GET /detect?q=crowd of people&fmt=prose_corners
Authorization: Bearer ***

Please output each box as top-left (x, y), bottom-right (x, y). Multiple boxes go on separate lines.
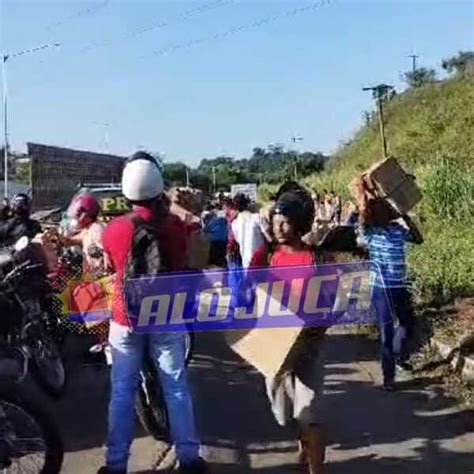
top-left (0, 150), bottom-right (423, 474)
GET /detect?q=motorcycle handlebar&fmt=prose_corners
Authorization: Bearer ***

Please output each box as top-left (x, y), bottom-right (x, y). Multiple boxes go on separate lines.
top-left (2, 261), bottom-right (44, 286)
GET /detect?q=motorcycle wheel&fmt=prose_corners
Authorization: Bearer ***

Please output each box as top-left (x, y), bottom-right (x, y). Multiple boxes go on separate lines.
top-left (0, 391), bottom-right (64, 473)
top-left (135, 332), bottom-right (194, 441)
top-left (136, 368), bottom-right (170, 442)
top-left (30, 336), bottom-right (66, 398)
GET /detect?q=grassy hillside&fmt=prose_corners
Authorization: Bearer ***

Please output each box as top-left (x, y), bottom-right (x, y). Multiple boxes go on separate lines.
top-left (308, 77), bottom-right (474, 193)
top-left (306, 77), bottom-right (474, 306)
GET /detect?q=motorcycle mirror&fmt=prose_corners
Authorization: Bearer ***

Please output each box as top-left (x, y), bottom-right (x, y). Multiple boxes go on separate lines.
top-left (14, 236), bottom-right (30, 252)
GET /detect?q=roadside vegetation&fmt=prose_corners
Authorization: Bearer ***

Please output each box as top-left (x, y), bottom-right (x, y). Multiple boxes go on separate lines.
top-left (305, 52), bottom-right (474, 308)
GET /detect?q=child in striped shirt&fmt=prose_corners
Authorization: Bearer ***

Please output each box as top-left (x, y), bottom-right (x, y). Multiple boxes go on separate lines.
top-left (354, 177), bottom-right (423, 390)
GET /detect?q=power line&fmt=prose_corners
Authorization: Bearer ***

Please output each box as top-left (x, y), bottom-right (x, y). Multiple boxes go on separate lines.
top-left (22, 0), bottom-right (331, 95)
top-left (7, 42), bottom-right (61, 60)
top-left (148, 0), bottom-right (332, 58)
top-left (1, 1), bottom-right (107, 72)
top-left (33, 0), bottom-right (231, 70)
top-left (44, 0), bottom-right (110, 33)
top-left (75, 0), bottom-right (232, 55)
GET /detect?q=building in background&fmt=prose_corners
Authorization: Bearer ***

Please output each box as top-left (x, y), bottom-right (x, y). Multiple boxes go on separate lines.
top-left (27, 143), bottom-right (125, 210)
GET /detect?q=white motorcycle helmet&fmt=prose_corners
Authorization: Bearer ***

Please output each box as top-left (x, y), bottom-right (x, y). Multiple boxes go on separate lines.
top-left (122, 151), bottom-right (164, 201)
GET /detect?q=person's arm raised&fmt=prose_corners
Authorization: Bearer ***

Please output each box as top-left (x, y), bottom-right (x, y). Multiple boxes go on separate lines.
top-left (352, 176), bottom-right (371, 226)
top-left (401, 214), bottom-right (423, 245)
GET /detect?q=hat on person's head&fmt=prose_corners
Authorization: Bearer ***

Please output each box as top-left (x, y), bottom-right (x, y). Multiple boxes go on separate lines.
top-left (271, 190), bottom-right (315, 236)
top-left (122, 151), bottom-right (164, 201)
top-left (11, 193), bottom-right (31, 216)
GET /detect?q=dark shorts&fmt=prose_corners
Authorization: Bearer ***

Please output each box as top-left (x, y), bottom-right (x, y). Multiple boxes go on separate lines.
top-left (209, 241), bottom-right (227, 267)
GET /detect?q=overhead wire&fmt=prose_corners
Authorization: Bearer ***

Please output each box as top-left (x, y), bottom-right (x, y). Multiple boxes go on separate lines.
top-left (74, 0), bottom-right (233, 55)
top-left (44, 0), bottom-right (110, 33)
top-left (32, 0), bottom-right (231, 70)
top-left (7, 42), bottom-right (61, 59)
top-left (147, 0), bottom-right (333, 58)
top-left (19, 0), bottom-right (332, 94)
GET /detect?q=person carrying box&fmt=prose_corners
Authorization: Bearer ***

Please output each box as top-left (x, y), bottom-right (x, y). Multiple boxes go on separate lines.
top-left (353, 176), bottom-right (423, 391)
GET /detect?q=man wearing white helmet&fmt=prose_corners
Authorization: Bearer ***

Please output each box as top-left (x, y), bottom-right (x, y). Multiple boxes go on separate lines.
top-left (100, 151), bottom-right (205, 474)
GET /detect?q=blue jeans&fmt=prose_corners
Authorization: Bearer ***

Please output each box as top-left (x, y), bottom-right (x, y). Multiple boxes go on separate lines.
top-left (372, 286), bottom-right (414, 383)
top-left (227, 257), bottom-right (243, 308)
top-left (106, 322), bottom-right (200, 471)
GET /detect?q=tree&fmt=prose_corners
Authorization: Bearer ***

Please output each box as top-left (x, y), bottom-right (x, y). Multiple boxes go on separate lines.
top-left (403, 67), bottom-right (437, 88)
top-left (172, 145), bottom-right (329, 191)
top-left (267, 144), bottom-right (284, 156)
top-left (163, 162), bottom-right (188, 186)
top-left (189, 170), bottom-right (211, 191)
top-left (15, 161), bottom-right (30, 184)
top-left (442, 51), bottom-right (474, 75)
top-left (251, 147), bottom-right (265, 158)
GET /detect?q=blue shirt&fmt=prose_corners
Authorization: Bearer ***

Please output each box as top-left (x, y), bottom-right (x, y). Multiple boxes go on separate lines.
top-left (204, 216), bottom-right (228, 242)
top-left (362, 223), bottom-right (411, 288)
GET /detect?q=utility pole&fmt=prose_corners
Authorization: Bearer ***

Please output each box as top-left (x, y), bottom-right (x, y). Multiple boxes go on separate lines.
top-left (212, 166), bottom-right (217, 194)
top-left (92, 120), bottom-right (110, 152)
top-left (290, 136), bottom-right (302, 181)
top-left (408, 53), bottom-right (419, 73)
top-left (362, 84), bottom-right (394, 158)
top-left (2, 42), bottom-right (60, 197)
top-left (2, 54), bottom-right (8, 198)
top-left (185, 167), bottom-right (190, 187)
top-left (104, 121), bottom-right (109, 152)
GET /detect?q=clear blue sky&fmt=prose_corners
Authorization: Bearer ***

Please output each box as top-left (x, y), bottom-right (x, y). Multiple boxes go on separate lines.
top-left (1, 0), bottom-right (473, 166)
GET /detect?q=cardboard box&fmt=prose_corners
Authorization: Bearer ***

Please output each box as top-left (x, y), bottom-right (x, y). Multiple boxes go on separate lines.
top-left (225, 326), bottom-right (302, 379)
top-left (363, 157), bottom-right (422, 215)
top-left (225, 250), bottom-right (352, 379)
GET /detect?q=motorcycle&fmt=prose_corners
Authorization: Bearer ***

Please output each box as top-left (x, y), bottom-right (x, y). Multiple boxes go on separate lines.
top-left (94, 331), bottom-right (194, 441)
top-left (136, 332), bottom-right (194, 441)
top-left (0, 344), bottom-right (64, 473)
top-left (0, 237), bottom-right (66, 398)
top-left (51, 232), bottom-right (196, 440)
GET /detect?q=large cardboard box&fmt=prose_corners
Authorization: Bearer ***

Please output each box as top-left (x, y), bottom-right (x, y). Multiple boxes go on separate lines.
top-left (225, 249), bottom-right (354, 379)
top-left (362, 157), bottom-right (422, 215)
top-left (225, 326), bottom-right (302, 379)
top-left (223, 276), bottom-right (303, 379)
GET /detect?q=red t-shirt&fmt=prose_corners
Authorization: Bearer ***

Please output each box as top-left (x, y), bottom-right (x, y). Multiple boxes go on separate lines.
top-left (250, 244), bottom-right (315, 268)
top-left (103, 206), bottom-right (188, 326)
top-left (250, 244), bottom-right (316, 303)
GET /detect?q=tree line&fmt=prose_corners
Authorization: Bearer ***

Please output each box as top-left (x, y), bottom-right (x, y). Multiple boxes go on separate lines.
top-left (403, 50), bottom-right (473, 89)
top-left (162, 145), bottom-right (329, 191)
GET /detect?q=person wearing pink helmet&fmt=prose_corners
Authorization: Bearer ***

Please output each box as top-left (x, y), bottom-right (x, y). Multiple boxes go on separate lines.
top-left (60, 192), bottom-right (105, 276)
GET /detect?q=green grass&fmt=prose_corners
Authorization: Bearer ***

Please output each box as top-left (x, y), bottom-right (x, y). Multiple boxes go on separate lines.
top-left (304, 77), bottom-right (474, 306)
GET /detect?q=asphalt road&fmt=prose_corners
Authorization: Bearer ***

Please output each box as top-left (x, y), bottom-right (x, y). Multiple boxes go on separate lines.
top-left (31, 330), bottom-right (474, 473)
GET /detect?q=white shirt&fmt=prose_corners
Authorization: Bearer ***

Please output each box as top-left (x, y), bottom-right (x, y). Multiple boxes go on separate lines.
top-left (231, 211), bottom-right (264, 268)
